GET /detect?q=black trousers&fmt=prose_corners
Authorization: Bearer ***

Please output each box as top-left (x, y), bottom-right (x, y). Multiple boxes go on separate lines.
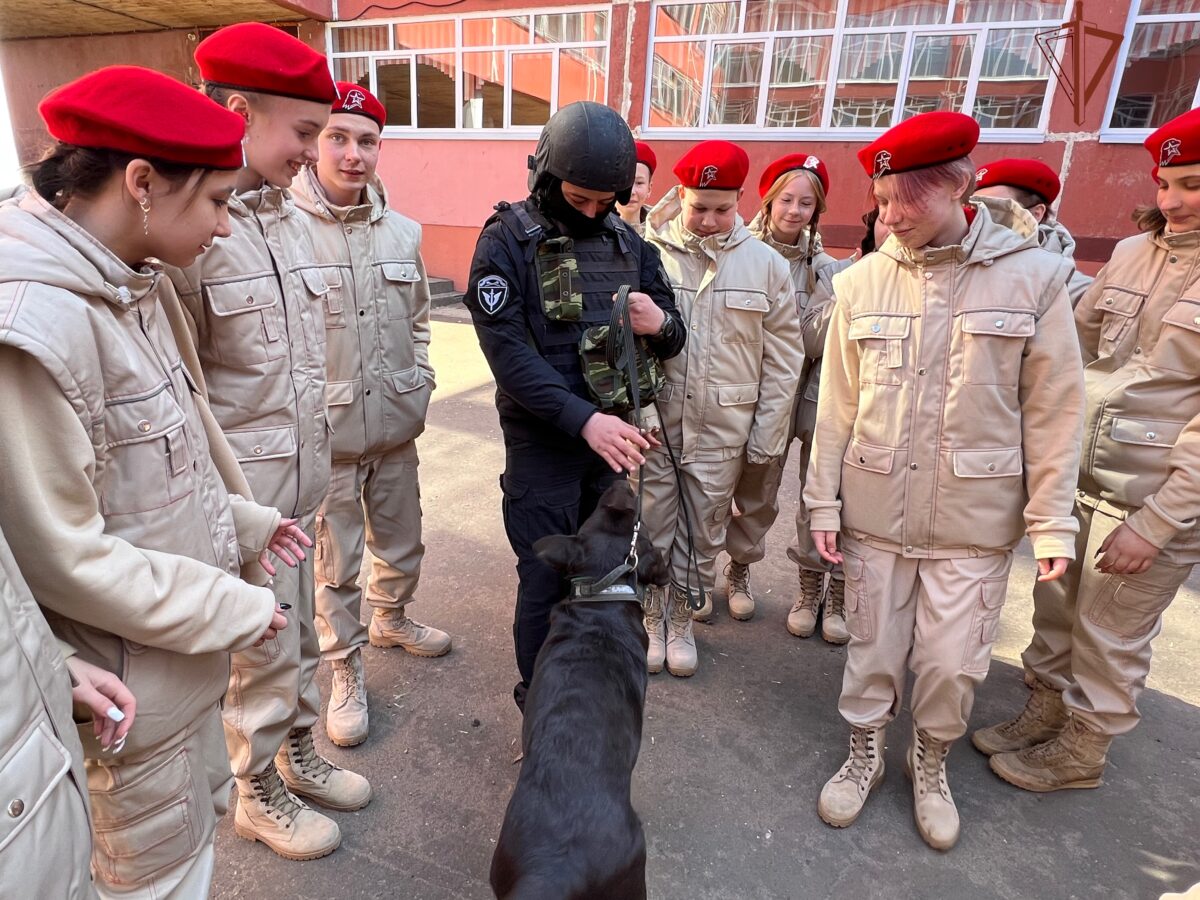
top-left (500, 436), bottom-right (618, 709)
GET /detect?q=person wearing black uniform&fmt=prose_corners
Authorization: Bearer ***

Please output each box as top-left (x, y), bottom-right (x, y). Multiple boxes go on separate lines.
top-left (465, 101), bottom-right (686, 708)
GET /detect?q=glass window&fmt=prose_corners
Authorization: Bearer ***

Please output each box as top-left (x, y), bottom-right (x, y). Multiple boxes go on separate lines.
top-left (512, 52), bottom-right (554, 125)
top-left (334, 57), bottom-right (371, 88)
top-left (832, 32), bottom-right (905, 126)
top-left (709, 42), bottom-right (765, 125)
top-left (953, 0), bottom-right (1066, 22)
top-left (463, 16), bottom-right (532, 47)
top-left (650, 42), bottom-right (706, 126)
top-left (656, 2), bottom-right (740, 36)
top-left (845, 0), bottom-right (945, 27)
top-left (461, 51), bottom-right (504, 128)
top-left (972, 27), bottom-right (1049, 127)
top-left (560, 47), bottom-right (608, 105)
top-left (375, 59), bottom-right (412, 127)
top-left (331, 25), bottom-right (388, 53)
top-left (415, 54), bottom-right (457, 128)
top-left (535, 10), bottom-right (609, 43)
top-left (744, 0), bottom-right (836, 31)
top-left (766, 35), bottom-right (832, 127)
top-left (394, 19), bottom-right (454, 50)
top-left (902, 33), bottom-right (974, 117)
top-left (1108, 21), bottom-right (1200, 130)
top-left (1138, 0), bottom-right (1199, 13)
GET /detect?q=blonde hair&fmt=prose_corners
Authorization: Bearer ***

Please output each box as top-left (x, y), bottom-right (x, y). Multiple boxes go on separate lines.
top-left (762, 167), bottom-right (827, 266)
top-left (872, 156), bottom-right (977, 211)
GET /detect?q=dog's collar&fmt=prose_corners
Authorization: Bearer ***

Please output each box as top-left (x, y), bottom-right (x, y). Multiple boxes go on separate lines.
top-left (569, 565), bottom-right (641, 603)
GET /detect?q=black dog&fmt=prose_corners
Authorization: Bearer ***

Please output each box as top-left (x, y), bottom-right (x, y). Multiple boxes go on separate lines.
top-left (490, 480), bottom-right (668, 900)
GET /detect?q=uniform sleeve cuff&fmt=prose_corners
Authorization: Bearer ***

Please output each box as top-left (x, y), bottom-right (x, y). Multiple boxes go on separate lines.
top-left (555, 396), bottom-right (598, 438)
top-left (1126, 504), bottom-right (1182, 550)
top-left (57, 639), bottom-right (77, 662)
top-left (1030, 533), bottom-right (1076, 561)
top-left (809, 509), bottom-right (842, 533)
top-left (230, 496), bottom-right (283, 559)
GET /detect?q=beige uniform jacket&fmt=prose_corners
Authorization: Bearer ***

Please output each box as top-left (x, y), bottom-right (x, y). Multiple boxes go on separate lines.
top-left (1039, 219), bottom-right (1093, 307)
top-left (0, 191), bottom-right (278, 761)
top-left (167, 185), bottom-right (331, 517)
top-left (645, 187), bottom-right (803, 463)
top-left (804, 198), bottom-right (1085, 559)
top-left (1075, 227), bottom-right (1200, 553)
top-left (0, 526), bottom-right (94, 899)
top-left (291, 169), bottom-right (435, 461)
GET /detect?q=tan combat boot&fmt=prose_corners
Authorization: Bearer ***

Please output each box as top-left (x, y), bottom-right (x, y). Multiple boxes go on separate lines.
top-left (972, 679), bottom-right (1067, 756)
top-left (691, 585), bottom-right (713, 622)
top-left (989, 715), bottom-right (1111, 792)
top-left (326, 648), bottom-right (368, 748)
top-left (234, 764), bottom-right (341, 860)
top-left (665, 586), bottom-right (698, 677)
top-left (368, 607), bottom-right (452, 657)
top-left (821, 576), bottom-right (849, 644)
top-left (905, 726), bottom-right (959, 851)
top-left (787, 568), bottom-right (823, 638)
top-left (276, 728), bottom-right (373, 812)
top-left (643, 585), bottom-right (667, 674)
top-left (818, 726), bottom-right (886, 828)
top-left (724, 560), bottom-right (755, 621)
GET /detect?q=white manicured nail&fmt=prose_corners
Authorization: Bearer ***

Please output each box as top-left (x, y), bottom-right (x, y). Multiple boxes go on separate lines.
top-left (106, 707), bottom-right (125, 723)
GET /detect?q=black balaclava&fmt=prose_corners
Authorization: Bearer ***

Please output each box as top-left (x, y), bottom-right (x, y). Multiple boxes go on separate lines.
top-left (536, 175), bottom-right (615, 237)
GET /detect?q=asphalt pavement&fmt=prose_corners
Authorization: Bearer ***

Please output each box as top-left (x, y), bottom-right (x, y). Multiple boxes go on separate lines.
top-left (212, 314), bottom-right (1200, 900)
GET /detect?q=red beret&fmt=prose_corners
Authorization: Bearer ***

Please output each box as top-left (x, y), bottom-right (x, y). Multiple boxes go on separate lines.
top-left (39, 65), bottom-right (245, 170)
top-left (759, 152), bottom-right (830, 199)
top-left (196, 23), bottom-right (337, 105)
top-left (975, 157), bottom-right (1060, 204)
top-left (635, 141), bottom-right (657, 176)
top-left (858, 111), bottom-right (979, 179)
top-left (332, 82), bottom-right (386, 129)
top-left (674, 140), bottom-right (749, 190)
top-left (1145, 107), bottom-right (1200, 170)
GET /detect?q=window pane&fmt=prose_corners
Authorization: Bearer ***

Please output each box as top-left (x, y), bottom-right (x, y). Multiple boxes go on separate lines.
top-left (331, 26), bottom-right (388, 53)
top-left (1108, 21), bottom-right (1200, 129)
top-left (534, 11), bottom-right (609, 43)
top-left (745, 0), bottom-right (837, 31)
top-left (334, 57), bottom-right (371, 89)
top-left (1138, 0), bottom-right (1200, 13)
top-left (415, 53), bottom-right (456, 128)
top-left (832, 32), bottom-right (906, 127)
top-left (394, 20), bottom-right (453, 50)
top-left (461, 51), bottom-right (504, 128)
top-left (560, 47), bottom-right (608, 105)
top-left (972, 27), bottom-right (1049, 127)
top-left (953, 0), bottom-right (1067, 22)
top-left (463, 16), bottom-right (532, 47)
top-left (375, 58), bottom-right (412, 127)
top-left (512, 52), bottom-right (553, 126)
top-left (650, 41), bottom-right (706, 126)
top-left (845, 0), bottom-right (946, 27)
top-left (902, 33), bottom-right (974, 118)
top-left (709, 42), bottom-right (765, 124)
top-left (766, 35), bottom-right (832, 127)
top-left (655, 2), bottom-right (739, 36)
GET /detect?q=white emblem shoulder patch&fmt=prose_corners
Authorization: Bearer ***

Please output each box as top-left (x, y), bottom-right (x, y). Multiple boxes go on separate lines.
top-left (478, 274), bottom-right (509, 315)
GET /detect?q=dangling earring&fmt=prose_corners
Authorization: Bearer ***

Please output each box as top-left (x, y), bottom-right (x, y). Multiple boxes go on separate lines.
top-left (139, 194), bottom-right (151, 236)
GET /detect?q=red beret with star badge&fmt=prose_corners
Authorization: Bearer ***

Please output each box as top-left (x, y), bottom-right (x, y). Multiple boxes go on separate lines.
top-left (1145, 106), bottom-right (1200, 171)
top-left (635, 141), bottom-right (657, 176)
top-left (857, 111), bottom-right (980, 179)
top-left (674, 140), bottom-right (749, 190)
top-left (39, 65), bottom-right (246, 170)
top-left (974, 157), bottom-right (1061, 204)
top-left (196, 22), bottom-right (338, 104)
top-left (759, 152), bottom-right (830, 199)
top-left (333, 82), bottom-right (386, 129)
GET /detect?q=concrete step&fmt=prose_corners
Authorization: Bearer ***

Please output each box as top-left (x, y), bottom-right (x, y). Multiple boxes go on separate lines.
top-left (428, 275), bottom-right (463, 309)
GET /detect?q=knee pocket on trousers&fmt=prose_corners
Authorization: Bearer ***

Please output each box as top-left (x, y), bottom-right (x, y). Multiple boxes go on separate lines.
top-left (1087, 578), bottom-right (1176, 641)
top-left (962, 577), bottom-right (1007, 674)
top-left (90, 745), bottom-right (203, 887)
top-left (841, 550), bottom-right (871, 641)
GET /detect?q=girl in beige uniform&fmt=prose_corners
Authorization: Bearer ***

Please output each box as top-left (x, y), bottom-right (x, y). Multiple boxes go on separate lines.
top-left (805, 112), bottom-right (1085, 850)
top-left (979, 107), bottom-right (1200, 793)
top-left (0, 67), bottom-right (295, 898)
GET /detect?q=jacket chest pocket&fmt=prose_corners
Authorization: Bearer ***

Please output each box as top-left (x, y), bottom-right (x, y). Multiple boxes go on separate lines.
top-left (720, 290), bottom-right (770, 343)
top-left (100, 384), bottom-right (195, 517)
top-left (297, 267), bottom-right (330, 354)
top-left (1155, 297), bottom-right (1200, 374)
top-left (318, 266), bottom-right (348, 329)
top-left (1094, 288), bottom-right (1145, 358)
top-left (848, 313), bottom-right (912, 386)
top-left (960, 309), bottom-right (1035, 387)
top-left (377, 260), bottom-right (422, 321)
top-left (204, 276), bottom-right (288, 366)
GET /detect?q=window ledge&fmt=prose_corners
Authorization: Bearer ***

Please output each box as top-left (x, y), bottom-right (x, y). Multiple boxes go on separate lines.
top-left (1099, 130), bottom-right (1154, 145)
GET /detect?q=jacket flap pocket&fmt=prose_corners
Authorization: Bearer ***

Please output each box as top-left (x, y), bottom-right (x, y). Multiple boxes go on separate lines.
top-left (981, 578), bottom-right (1006, 610)
top-left (1095, 287), bottom-right (1145, 318)
top-left (389, 365), bottom-right (426, 394)
top-left (224, 425), bottom-right (297, 463)
top-left (841, 550), bottom-right (865, 582)
top-left (722, 290), bottom-right (770, 313)
top-left (961, 309), bottom-right (1035, 337)
top-left (1110, 416), bottom-right (1186, 447)
top-left (1162, 298), bottom-right (1200, 334)
top-left (326, 380), bottom-right (355, 407)
top-left (319, 266), bottom-right (343, 289)
top-left (204, 276), bottom-right (280, 316)
top-left (104, 384), bottom-right (186, 447)
top-left (848, 314), bottom-right (911, 340)
top-left (380, 261), bottom-right (421, 283)
top-left (298, 268), bottom-right (329, 297)
top-left (717, 383), bottom-right (759, 406)
top-left (952, 447), bottom-right (1023, 478)
top-left (0, 719), bottom-right (71, 853)
top-left (843, 439), bottom-right (895, 474)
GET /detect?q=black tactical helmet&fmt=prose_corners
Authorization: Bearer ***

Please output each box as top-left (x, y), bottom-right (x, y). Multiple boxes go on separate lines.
top-left (527, 101), bottom-right (637, 204)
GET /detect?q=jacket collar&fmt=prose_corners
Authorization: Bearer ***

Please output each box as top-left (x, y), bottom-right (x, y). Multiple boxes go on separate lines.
top-left (647, 186), bottom-right (752, 255)
top-left (291, 165), bottom-right (385, 226)
top-left (882, 197), bottom-right (1039, 269)
top-left (1151, 227), bottom-right (1200, 252)
top-left (747, 209), bottom-right (823, 261)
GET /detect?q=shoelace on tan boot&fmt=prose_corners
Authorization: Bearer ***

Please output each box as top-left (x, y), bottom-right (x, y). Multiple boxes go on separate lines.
top-left (643, 586), bottom-right (665, 628)
top-left (996, 682), bottom-right (1062, 742)
top-left (668, 589), bottom-right (693, 634)
top-left (1025, 717), bottom-right (1107, 765)
top-left (251, 765), bottom-right (304, 826)
top-left (725, 561), bottom-right (751, 596)
top-left (286, 729), bottom-right (336, 786)
top-left (914, 730), bottom-right (952, 801)
top-left (333, 654), bottom-right (364, 704)
top-left (825, 577), bottom-right (846, 619)
top-left (792, 569), bottom-right (823, 615)
top-left (842, 725), bottom-right (881, 784)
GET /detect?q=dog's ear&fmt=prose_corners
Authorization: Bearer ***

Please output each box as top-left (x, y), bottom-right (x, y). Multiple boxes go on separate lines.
top-left (635, 542), bottom-right (669, 587)
top-left (533, 534), bottom-right (584, 575)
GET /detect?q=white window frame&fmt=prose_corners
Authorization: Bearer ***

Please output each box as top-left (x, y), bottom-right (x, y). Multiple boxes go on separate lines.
top-left (1099, 0), bottom-right (1200, 144)
top-left (643, 0), bottom-right (1074, 141)
top-left (326, 5), bottom-right (610, 139)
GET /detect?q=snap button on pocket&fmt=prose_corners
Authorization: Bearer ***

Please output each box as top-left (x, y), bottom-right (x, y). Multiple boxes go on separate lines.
top-left (987, 463), bottom-right (996, 471)
top-left (1146, 432), bottom-right (1157, 440)
top-left (871, 324), bottom-right (881, 333)
top-left (137, 420), bottom-right (151, 433)
top-left (1105, 297), bottom-right (1114, 305)
top-left (7, 799), bottom-right (24, 817)
top-left (744, 299), bottom-right (752, 307)
top-left (924, 272), bottom-right (933, 280)
top-left (245, 296), bottom-right (254, 305)
top-left (982, 259), bottom-right (994, 267)
top-left (1170, 255), bottom-right (1178, 263)
top-left (994, 320), bottom-right (1004, 329)
top-left (253, 445), bottom-right (264, 455)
